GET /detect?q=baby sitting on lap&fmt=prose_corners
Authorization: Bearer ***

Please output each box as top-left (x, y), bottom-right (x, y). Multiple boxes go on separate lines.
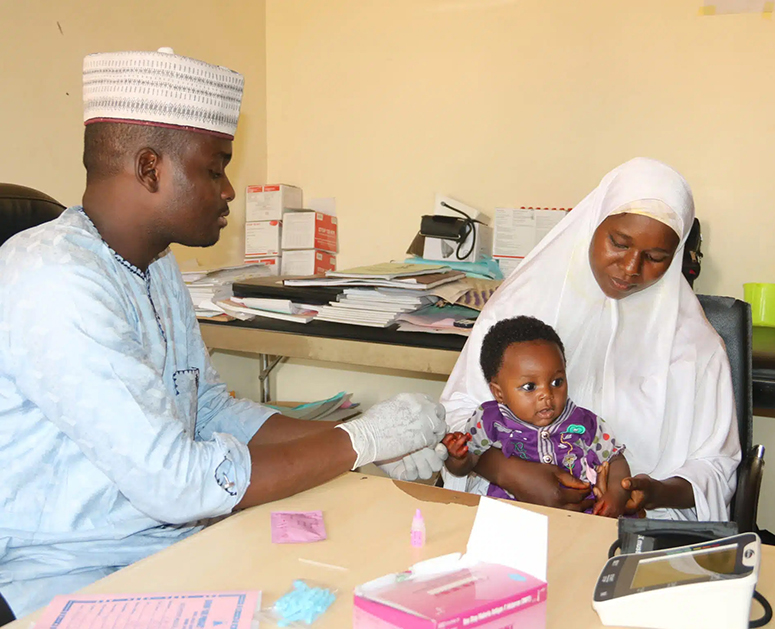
top-left (443, 315), bottom-right (632, 517)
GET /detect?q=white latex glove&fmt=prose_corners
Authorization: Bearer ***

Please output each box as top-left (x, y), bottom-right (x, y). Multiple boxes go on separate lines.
top-left (336, 393), bottom-right (446, 469)
top-left (377, 443), bottom-right (449, 481)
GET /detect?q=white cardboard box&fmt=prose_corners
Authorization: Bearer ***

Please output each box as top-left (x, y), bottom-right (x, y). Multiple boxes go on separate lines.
top-left (493, 207), bottom-right (569, 258)
top-left (281, 249), bottom-right (336, 276)
top-left (281, 211), bottom-right (338, 253)
top-left (245, 220), bottom-right (282, 257)
top-left (245, 184), bottom-right (303, 222)
top-left (423, 223), bottom-right (493, 263)
top-left (243, 256), bottom-right (281, 276)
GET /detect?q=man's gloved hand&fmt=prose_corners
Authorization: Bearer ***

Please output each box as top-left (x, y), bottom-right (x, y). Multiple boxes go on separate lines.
top-left (377, 443), bottom-right (449, 481)
top-left (336, 393), bottom-right (446, 469)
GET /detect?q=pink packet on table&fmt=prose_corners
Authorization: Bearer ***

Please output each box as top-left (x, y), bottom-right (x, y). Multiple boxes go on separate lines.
top-left (271, 510), bottom-right (327, 544)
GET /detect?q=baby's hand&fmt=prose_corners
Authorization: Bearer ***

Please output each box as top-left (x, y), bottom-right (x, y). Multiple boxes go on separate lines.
top-left (591, 461), bottom-right (629, 517)
top-left (592, 488), bottom-right (630, 518)
top-left (442, 432), bottom-right (472, 459)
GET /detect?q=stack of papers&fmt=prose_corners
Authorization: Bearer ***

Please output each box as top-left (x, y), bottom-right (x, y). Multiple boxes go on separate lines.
top-left (267, 392), bottom-right (360, 421)
top-left (181, 263), bottom-right (272, 318)
top-left (215, 297), bottom-right (319, 324)
top-left (315, 288), bottom-right (438, 328)
top-left (284, 263), bottom-right (465, 291)
top-left (396, 304), bottom-right (480, 336)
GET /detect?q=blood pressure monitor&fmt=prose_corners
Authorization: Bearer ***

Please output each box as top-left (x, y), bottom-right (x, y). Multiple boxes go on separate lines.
top-left (593, 533), bottom-right (760, 629)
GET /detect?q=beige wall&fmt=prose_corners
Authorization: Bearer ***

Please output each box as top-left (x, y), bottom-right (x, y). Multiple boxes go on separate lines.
top-left (4, 0), bottom-right (775, 525)
top-left (258, 0), bottom-right (775, 528)
top-left (265, 0), bottom-right (775, 297)
top-left (0, 0), bottom-right (267, 268)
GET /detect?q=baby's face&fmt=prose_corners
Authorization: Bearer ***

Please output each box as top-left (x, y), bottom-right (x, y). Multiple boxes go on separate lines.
top-left (489, 340), bottom-right (568, 427)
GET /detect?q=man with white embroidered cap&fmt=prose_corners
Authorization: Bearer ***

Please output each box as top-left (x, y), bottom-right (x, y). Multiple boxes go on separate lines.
top-left (0, 48), bottom-right (447, 619)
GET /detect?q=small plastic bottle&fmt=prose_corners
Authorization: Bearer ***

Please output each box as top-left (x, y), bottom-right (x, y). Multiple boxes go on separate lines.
top-left (410, 508), bottom-right (426, 547)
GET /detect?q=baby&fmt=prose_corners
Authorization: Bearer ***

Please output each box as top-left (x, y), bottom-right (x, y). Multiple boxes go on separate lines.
top-left (443, 315), bottom-right (631, 517)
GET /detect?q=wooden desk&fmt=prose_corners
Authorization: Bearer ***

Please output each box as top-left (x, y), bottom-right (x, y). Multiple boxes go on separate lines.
top-left (200, 320), bottom-right (460, 377)
top-left (8, 474), bottom-right (775, 628)
top-left (202, 317), bottom-right (775, 416)
top-left (200, 318), bottom-right (463, 402)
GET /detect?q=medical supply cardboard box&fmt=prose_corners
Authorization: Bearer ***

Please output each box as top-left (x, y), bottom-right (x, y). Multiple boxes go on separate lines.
top-left (493, 207), bottom-right (569, 261)
top-left (244, 256), bottom-right (281, 276)
top-left (245, 220), bottom-right (282, 257)
top-left (281, 249), bottom-right (336, 276)
top-left (354, 561), bottom-right (546, 629)
top-left (354, 497), bottom-right (548, 629)
top-left (245, 184), bottom-right (303, 222)
top-left (281, 211), bottom-right (338, 253)
top-left (422, 224), bottom-right (493, 264)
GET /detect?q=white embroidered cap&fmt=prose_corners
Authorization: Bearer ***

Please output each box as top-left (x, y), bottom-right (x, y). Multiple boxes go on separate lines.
top-left (83, 47), bottom-right (244, 139)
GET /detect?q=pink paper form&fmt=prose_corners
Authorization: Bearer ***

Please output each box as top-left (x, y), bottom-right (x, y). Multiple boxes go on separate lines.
top-left (271, 510), bottom-right (327, 543)
top-left (33, 591), bottom-right (260, 629)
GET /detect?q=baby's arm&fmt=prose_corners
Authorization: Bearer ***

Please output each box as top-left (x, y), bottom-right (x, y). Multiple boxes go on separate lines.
top-left (444, 406), bottom-right (493, 477)
top-left (442, 432), bottom-right (479, 476)
top-left (592, 454), bottom-right (631, 518)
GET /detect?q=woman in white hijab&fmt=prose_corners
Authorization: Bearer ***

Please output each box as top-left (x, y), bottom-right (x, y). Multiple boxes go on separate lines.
top-left (441, 157), bottom-right (741, 521)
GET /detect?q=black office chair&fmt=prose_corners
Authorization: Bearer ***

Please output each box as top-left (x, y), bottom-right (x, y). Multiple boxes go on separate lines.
top-left (0, 183), bottom-right (65, 247)
top-left (697, 294), bottom-right (765, 532)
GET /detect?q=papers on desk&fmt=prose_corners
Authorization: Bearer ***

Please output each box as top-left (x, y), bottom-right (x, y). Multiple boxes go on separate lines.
top-left (267, 391), bottom-right (360, 421)
top-left (315, 288), bottom-right (438, 328)
top-left (285, 267), bottom-right (465, 290)
top-left (216, 297), bottom-right (318, 323)
top-left (32, 591), bottom-right (261, 629)
top-left (396, 304), bottom-right (480, 336)
top-left (181, 262), bottom-right (272, 318)
top-left (326, 262), bottom-right (448, 279)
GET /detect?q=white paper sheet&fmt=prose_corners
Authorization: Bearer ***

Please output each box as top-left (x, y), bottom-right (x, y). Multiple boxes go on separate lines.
top-left (465, 497), bottom-right (548, 582)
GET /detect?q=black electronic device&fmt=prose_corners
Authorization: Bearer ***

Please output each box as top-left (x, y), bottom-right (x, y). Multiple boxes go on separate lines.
top-left (614, 518), bottom-right (739, 556)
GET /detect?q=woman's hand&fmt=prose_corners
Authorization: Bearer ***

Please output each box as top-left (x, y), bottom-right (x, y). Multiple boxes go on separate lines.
top-left (621, 474), bottom-right (662, 513)
top-left (622, 474), bottom-right (694, 512)
top-left (475, 449), bottom-right (593, 512)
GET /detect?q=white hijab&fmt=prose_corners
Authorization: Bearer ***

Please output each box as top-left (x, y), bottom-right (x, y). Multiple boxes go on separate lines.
top-left (441, 158), bottom-right (741, 520)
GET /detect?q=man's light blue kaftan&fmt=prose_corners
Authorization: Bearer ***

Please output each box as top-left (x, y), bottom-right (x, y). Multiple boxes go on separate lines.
top-left (0, 207), bottom-right (276, 616)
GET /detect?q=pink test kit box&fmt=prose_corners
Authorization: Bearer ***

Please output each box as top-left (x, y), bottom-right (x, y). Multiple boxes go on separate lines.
top-left (354, 497), bottom-right (549, 629)
top-left (353, 561), bottom-right (546, 628)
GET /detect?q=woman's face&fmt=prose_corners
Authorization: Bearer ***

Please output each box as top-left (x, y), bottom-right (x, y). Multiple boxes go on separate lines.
top-left (589, 213), bottom-right (680, 300)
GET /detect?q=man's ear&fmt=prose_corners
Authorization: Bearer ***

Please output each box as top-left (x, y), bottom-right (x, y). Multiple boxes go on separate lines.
top-left (136, 148), bottom-right (161, 193)
top-left (489, 381), bottom-right (504, 403)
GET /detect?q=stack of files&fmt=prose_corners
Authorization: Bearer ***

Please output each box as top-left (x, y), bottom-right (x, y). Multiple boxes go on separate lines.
top-left (315, 288), bottom-right (438, 328)
top-left (214, 297), bottom-right (319, 324)
top-left (430, 277), bottom-right (503, 311)
top-left (396, 304), bottom-right (481, 336)
top-left (266, 392), bottom-right (360, 422)
top-left (234, 275), bottom-right (344, 306)
top-left (181, 263), bottom-right (272, 318)
top-left (283, 262), bottom-right (465, 291)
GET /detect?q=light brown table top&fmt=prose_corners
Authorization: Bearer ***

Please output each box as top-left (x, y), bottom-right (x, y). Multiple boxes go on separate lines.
top-left (8, 473), bottom-right (775, 628)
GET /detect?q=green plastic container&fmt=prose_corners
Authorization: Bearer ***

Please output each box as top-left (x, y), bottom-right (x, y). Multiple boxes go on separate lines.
top-left (744, 283), bottom-right (775, 327)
